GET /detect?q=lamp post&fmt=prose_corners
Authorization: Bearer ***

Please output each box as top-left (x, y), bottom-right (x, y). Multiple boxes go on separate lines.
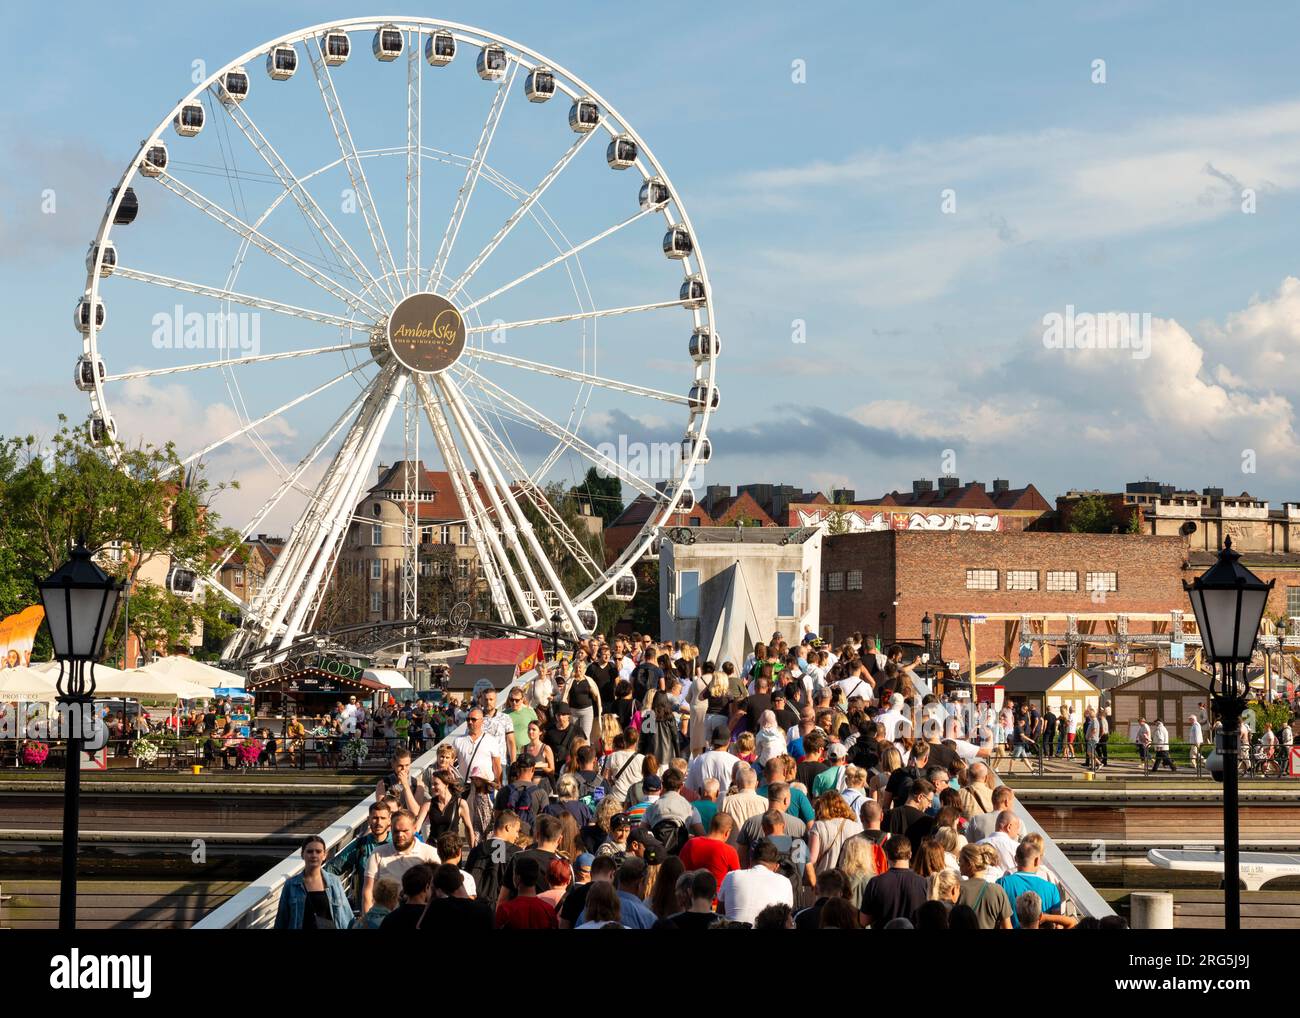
top-left (549, 609), bottom-right (563, 661)
top-left (1183, 536), bottom-right (1272, 932)
top-left (37, 542), bottom-right (124, 931)
top-left (922, 611), bottom-right (933, 691)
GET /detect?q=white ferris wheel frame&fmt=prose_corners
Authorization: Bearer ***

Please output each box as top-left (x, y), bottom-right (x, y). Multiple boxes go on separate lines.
top-left (78, 16), bottom-right (718, 656)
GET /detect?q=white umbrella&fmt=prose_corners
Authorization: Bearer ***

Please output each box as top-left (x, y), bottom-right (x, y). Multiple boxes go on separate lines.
top-left (145, 655), bottom-right (245, 690)
top-left (30, 659), bottom-right (128, 681)
top-left (0, 666), bottom-right (59, 701)
top-left (364, 668), bottom-right (413, 690)
top-left (90, 670), bottom-right (195, 700)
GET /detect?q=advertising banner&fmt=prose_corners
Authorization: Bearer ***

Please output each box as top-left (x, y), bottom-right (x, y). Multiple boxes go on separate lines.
top-left (0, 605), bottom-right (44, 670)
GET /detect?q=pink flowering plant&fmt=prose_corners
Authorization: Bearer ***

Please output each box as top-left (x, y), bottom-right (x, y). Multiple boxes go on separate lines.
top-left (21, 741), bottom-right (50, 766)
top-left (237, 738), bottom-right (262, 766)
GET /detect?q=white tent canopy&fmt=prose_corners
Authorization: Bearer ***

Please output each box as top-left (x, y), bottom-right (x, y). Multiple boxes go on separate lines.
top-left (30, 660), bottom-right (127, 681)
top-left (87, 670), bottom-right (212, 701)
top-left (144, 655), bottom-right (245, 690)
top-left (0, 667), bottom-right (59, 701)
top-left (364, 668), bottom-right (413, 690)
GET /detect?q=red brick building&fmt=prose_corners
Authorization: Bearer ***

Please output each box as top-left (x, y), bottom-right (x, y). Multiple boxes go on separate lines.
top-left (818, 530), bottom-right (1190, 663)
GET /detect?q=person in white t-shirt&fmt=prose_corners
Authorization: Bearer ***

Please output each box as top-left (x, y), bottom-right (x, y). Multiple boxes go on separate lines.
top-left (362, 808), bottom-right (439, 912)
top-left (876, 694), bottom-right (909, 741)
top-left (976, 810), bottom-right (1021, 880)
top-left (452, 710), bottom-right (502, 786)
top-left (686, 728), bottom-right (740, 796)
top-left (529, 664), bottom-right (555, 711)
top-left (717, 840), bottom-right (794, 925)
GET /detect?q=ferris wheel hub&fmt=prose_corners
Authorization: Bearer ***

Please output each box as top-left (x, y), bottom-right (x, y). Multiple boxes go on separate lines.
top-left (384, 291), bottom-right (467, 374)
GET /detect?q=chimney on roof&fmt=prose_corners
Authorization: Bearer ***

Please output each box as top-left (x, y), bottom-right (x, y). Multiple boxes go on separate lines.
top-left (937, 476), bottom-right (959, 493)
top-left (993, 478), bottom-right (1010, 493)
top-left (831, 488), bottom-right (855, 504)
top-left (912, 479), bottom-right (933, 497)
top-left (377, 463), bottom-right (390, 482)
top-left (1202, 486), bottom-right (1224, 498)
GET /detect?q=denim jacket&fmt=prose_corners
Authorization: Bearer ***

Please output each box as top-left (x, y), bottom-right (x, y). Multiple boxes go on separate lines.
top-left (274, 870), bottom-right (355, 930)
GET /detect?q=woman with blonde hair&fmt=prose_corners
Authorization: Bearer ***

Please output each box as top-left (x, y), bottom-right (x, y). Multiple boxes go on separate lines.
top-left (869, 746), bottom-right (901, 801)
top-left (956, 843), bottom-right (1012, 929)
top-left (934, 825), bottom-right (964, 872)
top-left (804, 791), bottom-right (864, 888)
top-left (838, 835), bottom-right (878, 912)
top-left (597, 712), bottom-right (622, 758)
top-left (699, 670), bottom-right (731, 746)
top-left (927, 869), bottom-right (960, 905)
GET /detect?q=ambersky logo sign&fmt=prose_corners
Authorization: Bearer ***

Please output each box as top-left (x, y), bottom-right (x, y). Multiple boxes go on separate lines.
top-left (386, 292), bottom-right (466, 373)
top-left (50, 950), bottom-right (152, 998)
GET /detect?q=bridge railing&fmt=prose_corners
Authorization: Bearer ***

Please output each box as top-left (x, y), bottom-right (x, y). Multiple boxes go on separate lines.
top-left (192, 720), bottom-right (469, 930)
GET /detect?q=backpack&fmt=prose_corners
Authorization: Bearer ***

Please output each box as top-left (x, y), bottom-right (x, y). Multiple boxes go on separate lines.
top-left (506, 781), bottom-right (537, 823)
top-left (469, 839), bottom-right (513, 906)
top-left (651, 817), bottom-right (688, 856)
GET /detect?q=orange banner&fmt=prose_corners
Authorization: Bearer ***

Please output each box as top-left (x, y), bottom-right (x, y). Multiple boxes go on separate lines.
top-left (0, 605), bottom-right (45, 670)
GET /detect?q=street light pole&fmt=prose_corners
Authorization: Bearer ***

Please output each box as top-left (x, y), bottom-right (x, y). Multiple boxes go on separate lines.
top-left (1184, 536), bottom-right (1272, 932)
top-left (38, 542), bottom-right (123, 932)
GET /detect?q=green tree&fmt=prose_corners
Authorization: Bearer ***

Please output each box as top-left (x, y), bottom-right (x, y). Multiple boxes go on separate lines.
top-left (0, 418), bottom-right (241, 663)
top-left (1067, 494), bottom-right (1116, 533)
top-left (569, 466), bottom-right (624, 527)
top-left (824, 490), bottom-right (854, 536)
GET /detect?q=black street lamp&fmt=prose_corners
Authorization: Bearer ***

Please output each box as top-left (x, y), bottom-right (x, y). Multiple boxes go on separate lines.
top-left (37, 542), bottom-right (123, 931)
top-left (1183, 536), bottom-right (1272, 932)
top-left (921, 611), bottom-right (933, 690)
top-left (549, 609), bottom-right (563, 661)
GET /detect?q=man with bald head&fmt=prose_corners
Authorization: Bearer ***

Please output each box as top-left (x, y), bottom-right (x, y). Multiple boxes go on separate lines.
top-left (958, 761), bottom-right (996, 818)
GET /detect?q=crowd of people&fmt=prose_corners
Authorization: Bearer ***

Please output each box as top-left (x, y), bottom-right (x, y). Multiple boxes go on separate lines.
top-left (275, 627), bottom-right (1140, 930)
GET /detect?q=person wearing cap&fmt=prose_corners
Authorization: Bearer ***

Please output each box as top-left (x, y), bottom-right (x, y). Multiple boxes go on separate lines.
top-left (686, 724), bottom-right (741, 798)
top-left (770, 690), bottom-right (800, 732)
top-left (627, 828), bottom-right (665, 866)
top-left (624, 772), bottom-right (663, 825)
top-left (811, 742), bottom-right (849, 797)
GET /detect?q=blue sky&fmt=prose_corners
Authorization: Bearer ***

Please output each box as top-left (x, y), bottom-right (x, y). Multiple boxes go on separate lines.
top-left (6, 0), bottom-right (1300, 536)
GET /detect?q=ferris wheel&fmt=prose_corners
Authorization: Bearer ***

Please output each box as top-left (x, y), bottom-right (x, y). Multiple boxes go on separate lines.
top-left (74, 16), bottom-right (719, 660)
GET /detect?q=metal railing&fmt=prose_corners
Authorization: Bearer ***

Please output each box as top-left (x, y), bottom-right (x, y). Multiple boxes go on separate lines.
top-left (192, 695), bottom-right (488, 929)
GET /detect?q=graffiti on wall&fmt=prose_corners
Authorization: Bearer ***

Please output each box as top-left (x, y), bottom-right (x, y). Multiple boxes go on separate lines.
top-left (795, 508), bottom-right (1002, 532)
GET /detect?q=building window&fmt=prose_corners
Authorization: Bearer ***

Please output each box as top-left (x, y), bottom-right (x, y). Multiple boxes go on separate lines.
top-left (419, 561), bottom-right (432, 578)
top-left (1086, 571), bottom-right (1117, 593)
top-left (678, 570), bottom-right (700, 618)
top-left (1007, 570), bottom-right (1038, 591)
top-left (370, 559), bottom-right (382, 581)
top-left (440, 525), bottom-right (451, 544)
top-left (459, 524), bottom-right (470, 545)
top-left (1046, 570), bottom-right (1077, 592)
top-left (420, 526), bottom-right (432, 544)
top-left (827, 572), bottom-right (844, 592)
top-left (371, 524), bottom-right (383, 545)
top-left (233, 568), bottom-right (244, 584)
top-left (1287, 586), bottom-right (1300, 617)
top-left (846, 569), bottom-right (863, 591)
top-left (458, 559), bottom-right (469, 578)
top-left (966, 569), bottom-right (998, 591)
top-left (776, 571), bottom-right (798, 618)
top-left (370, 591), bottom-right (382, 614)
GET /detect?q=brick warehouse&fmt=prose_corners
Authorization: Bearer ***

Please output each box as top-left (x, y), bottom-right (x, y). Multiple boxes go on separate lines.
top-left (818, 530), bottom-right (1190, 665)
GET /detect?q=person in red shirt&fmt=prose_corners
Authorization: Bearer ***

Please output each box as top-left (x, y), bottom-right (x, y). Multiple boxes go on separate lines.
top-left (677, 813), bottom-right (740, 893)
top-left (494, 856), bottom-right (558, 929)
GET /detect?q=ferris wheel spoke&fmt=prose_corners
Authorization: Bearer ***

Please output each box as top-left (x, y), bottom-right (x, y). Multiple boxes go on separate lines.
top-left (209, 87), bottom-right (391, 306)
top-left (445, 128), bottom-right (598, 301)
top-left (153, 171), bottom-right (385, 318)
top-left (210, 378), bottom-right (378, 575)
top-left (464, 347), bottom-right (686, 405)
top-left (427, 61), bottom-right (521, 291)
top-left (265, 367), bottom-right (407, 652)
top-left (307, 35), bottom-right (403, 306)
top-left (180, 358), bottom-right (373, 467)
top-left (460, 206), bottom-right (658, 313)
top-left (405, 29), bottom-right (423, 297)
top-left (458, 392), bottom-right (602, 584)
top-left (114, 264), bottom-right (366, 331)
top-left (437, 374), bottom-right (550, 627)
top-left (414, 375), bottom-right (519, 626)
top-left (440, 375), bottom-right (586, 633)
top-left (455, 363), bottom-right (659, 499)
top-left (106, 341), bottom-right (370, 383)
top-left (467, 299), bottom-right (691, 337)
